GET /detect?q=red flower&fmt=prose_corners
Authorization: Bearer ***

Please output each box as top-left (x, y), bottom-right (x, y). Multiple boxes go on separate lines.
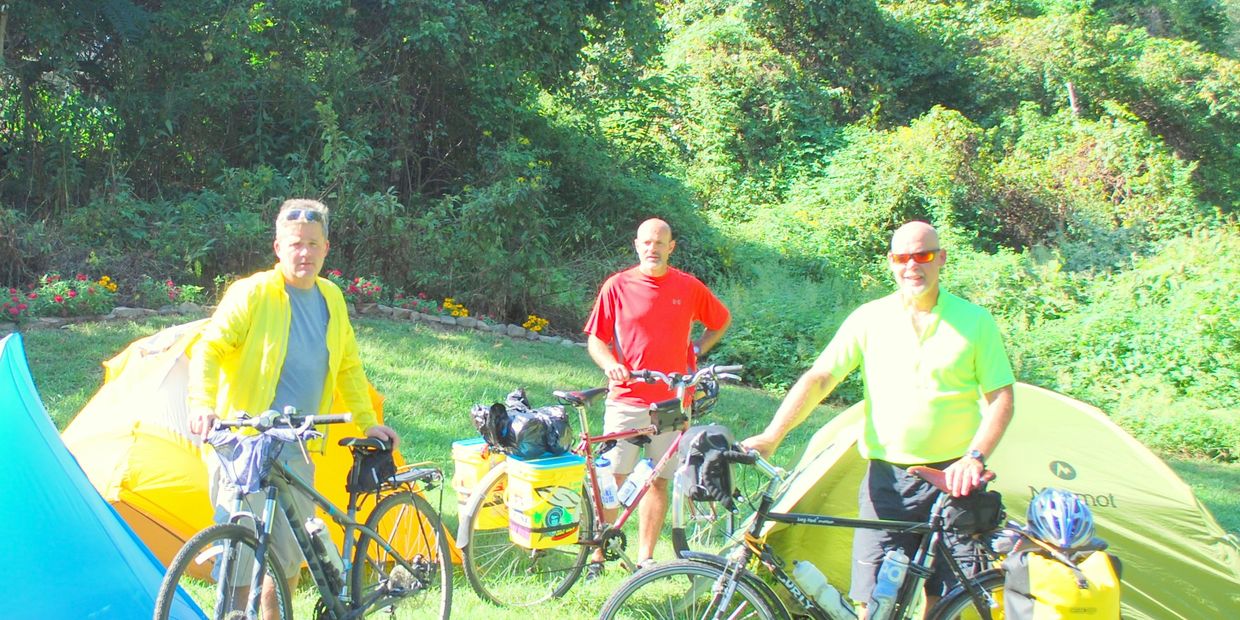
top-left (7, 288), bottom-right (15, 294)
top-left (76, 274), bottom-right (88, 281)
top-left (54, 295), bottom-right (64, 303)
top-left (27, 292), bottom-right (37, 299)
top-left (87, 287), bottom-right (96, 295)
top-left (17, 303), bottom-right (27, 311)
top-left (67, 290), bottom-right (77, 298)
top-left (7, 307), bottom-right (17, 316)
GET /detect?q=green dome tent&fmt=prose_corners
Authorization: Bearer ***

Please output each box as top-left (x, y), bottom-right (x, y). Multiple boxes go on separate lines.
top-left (765, 383), bottom-right (1240, 619)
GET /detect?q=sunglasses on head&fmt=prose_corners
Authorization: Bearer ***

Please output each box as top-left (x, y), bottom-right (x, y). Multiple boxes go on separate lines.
top-left (890, 249), bottom-right (940, 264)
top-left (283, 209), bottom-right (324, 223)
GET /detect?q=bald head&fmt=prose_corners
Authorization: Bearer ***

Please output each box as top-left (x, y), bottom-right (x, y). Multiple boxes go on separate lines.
top-left (890, 221), bottom-right (939, 252)
top-left (634, 218), bottom-right (676, 276)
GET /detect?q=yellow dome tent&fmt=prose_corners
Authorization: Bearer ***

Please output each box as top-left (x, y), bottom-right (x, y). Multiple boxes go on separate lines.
top-left (764, 383), bottom-right (1240, 619)
top-left (61, 319), bottom-right (459, 568)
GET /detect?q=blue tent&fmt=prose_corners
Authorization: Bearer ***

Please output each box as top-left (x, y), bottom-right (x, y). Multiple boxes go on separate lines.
top-left (0, 333), bottom-right (200, 618)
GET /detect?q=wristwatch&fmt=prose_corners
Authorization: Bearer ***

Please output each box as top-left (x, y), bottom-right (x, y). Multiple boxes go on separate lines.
top-left (964, 449), bottom-right (986, 465)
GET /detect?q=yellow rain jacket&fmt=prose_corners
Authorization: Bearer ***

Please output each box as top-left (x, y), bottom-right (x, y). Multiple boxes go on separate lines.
top-left (188, 266), bottom-right (378, 430)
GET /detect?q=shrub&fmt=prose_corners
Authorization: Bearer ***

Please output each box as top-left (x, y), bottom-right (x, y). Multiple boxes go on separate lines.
top-left (133, 276), bottom-right (206, 309)
top-left (12, 273), bottom-right (118, 319)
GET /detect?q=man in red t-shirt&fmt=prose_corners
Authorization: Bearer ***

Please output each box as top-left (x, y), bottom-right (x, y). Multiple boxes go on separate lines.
top-left (583, 218), bottom-right (731, 571)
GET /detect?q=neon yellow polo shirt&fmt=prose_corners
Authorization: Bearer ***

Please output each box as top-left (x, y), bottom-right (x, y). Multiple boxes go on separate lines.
top-left (816, 290), bottom-right (1014, 464)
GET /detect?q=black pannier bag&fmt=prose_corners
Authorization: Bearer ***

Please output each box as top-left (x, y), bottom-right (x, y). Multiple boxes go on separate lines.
top-left (347, 446), bottom-right (397, 493)
top-left (683, 427), bottom-right (736, 509)
top-left (470, 388), bottom-right (573, 459)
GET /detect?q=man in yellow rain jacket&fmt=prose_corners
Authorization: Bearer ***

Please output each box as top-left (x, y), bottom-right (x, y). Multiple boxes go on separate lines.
top-left (188, 198), bottom-right (399, 616)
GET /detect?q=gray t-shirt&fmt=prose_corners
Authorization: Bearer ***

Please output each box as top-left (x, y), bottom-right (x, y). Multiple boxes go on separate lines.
top-left (269, 283), bottom-right (330, 415)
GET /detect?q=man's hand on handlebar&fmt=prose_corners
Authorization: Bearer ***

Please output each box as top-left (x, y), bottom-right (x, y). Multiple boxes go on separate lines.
top-left (188, 406), bottom-right (217, 440)
top-left (739, 432), bottom-right (780, 459)
top-left (603, 361), bottom-right (630, 383)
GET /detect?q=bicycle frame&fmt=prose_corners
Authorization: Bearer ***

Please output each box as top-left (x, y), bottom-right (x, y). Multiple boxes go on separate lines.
top-left (565, 378), bottom-right (702, 553)
top-left (228, 455), bottom-right (433, 619)
top-left (712, 458), bottom-right (997, 620)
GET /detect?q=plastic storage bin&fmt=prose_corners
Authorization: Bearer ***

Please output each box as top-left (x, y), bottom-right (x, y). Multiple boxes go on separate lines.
top-left (505, 453), bottom-right (586, 548)
top-left (452, 438), bottom-right (508, 529)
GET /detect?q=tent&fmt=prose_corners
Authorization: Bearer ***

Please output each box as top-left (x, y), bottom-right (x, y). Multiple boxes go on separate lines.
top-left (61, 319), bottom-right (459, 568)
top-left (766, 383), bottom-right (1240, 619)
top-left (0, 332), bottom-right (199, 618)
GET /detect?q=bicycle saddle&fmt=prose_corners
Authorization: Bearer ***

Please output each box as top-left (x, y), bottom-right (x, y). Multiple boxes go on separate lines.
top-left (338, 436), bottom-right (390, 451)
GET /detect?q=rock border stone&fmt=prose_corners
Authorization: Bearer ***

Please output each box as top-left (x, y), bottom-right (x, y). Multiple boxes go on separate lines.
top-left (1, 301), bottom-right (587, 349)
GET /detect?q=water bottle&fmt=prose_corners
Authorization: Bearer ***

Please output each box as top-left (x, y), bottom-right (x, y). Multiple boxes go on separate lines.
top-left (595, 455), bottom-right (620, 509)
top-left (792, 561), bottom-right (857, 620)
top-left (868, 549), bottom-right (910, 620)
top-left (616, 458), bottom-right (655, 507)
top-left (306, 517), bottom-right (346, 580)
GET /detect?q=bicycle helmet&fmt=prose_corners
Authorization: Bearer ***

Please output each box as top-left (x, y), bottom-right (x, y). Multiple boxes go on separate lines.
top-left (692, 377), bottom-right (720, 417)
top-left (1027, 487), bottom-right (1095, 550)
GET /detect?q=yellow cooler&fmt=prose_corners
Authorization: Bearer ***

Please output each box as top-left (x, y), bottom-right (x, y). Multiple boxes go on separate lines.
top-left (452, 438), bottom-right (507, 529)
top-left (506, 453), bottom-right (586, 549)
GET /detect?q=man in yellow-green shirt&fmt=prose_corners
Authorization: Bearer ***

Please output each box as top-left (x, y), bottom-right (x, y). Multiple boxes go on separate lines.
top-left (187, 198), bottom-right (399, 617)
top-left (743, 221), bottom-right (1014, 619)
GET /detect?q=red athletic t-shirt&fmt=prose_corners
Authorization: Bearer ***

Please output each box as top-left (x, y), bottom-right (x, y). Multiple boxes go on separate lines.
top-left (583, 266), bottom-right (730, 405)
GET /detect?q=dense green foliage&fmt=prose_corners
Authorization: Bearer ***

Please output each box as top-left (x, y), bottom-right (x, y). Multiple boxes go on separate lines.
top-left (3, 0), bottom-right (1238, 459)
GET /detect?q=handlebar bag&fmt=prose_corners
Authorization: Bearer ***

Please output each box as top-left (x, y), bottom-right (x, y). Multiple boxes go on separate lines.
top-left (684, 428), bottom-right (736, 508)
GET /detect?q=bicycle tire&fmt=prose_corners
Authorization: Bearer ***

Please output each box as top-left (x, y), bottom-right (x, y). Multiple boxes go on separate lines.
top-left (153, 522), bottom-right (292, 620)
top-left (351, 490), bottom-right (452, 620)
top-left (598, 559), bottom-right (778, 620)
top-left (926, 568), bottom-right (1006, 620)
top-left (460, 461), bottom-right (593, 606)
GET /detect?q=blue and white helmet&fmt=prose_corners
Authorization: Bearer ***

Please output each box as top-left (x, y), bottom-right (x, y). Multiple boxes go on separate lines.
top-left (1027, 488), bottom-right (1095, 550)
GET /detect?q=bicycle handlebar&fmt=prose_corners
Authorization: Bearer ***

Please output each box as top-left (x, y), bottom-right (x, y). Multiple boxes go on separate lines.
top-left (630, 364), bottom-right (744, 388)
top-left (215, 410), bottom-right (353, 433)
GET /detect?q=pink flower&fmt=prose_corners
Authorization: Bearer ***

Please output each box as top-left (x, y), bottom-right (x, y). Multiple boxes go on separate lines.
top-left (54, 295), bottom-right (64, 303)
top-left (166, 279), bottom-right (175, 287)
top-left (27, 292), bottom-right (37, 299)
top-left (67, 290), bottom-right (77, 298)
top-left (17, 303), bottom-right (27, 311)
top-left (7, 288), bottom-right (15, 294)
top-left (7, 307), bottom-right (17, 316)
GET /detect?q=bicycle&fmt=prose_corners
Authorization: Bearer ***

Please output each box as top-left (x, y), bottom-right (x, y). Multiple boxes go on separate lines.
top-left (599, 446), bottom-right (1007, 620)
top-left (153, 409), bottom-right (452, 620)
top-left (456, 364), bottom-right (743, 607)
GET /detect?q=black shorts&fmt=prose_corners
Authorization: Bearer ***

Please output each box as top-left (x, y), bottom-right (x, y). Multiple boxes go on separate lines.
top-left (848, 459), bottom-right (982, 603)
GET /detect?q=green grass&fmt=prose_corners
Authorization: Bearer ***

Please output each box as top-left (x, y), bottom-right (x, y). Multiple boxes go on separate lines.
top-left (18, 315), bottom-right (1240, 618)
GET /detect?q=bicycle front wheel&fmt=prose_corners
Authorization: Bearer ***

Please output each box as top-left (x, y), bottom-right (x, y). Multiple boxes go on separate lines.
top-left (598, 559), bottom-right (777, 620)
top-left (351, 490), bottom-right (452, 620)
top-left (153, 523), bottom-right (292, 620)
top-left (460, 462), bottom-right (593, 606)
top-left (927, 569), bottom-right (1006, 620)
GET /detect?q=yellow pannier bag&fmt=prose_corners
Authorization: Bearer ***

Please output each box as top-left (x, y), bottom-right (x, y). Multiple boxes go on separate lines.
top-left (1003, 548), bottom-right (1121, 619)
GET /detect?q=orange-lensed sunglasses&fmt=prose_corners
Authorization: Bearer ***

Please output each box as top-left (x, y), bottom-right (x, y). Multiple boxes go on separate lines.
top-left (889, 250), bottom-right (940, 264)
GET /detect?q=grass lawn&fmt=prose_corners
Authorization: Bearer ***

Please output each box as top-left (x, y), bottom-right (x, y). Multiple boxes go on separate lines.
top-left (19, 315), bottom-right (1240, 618)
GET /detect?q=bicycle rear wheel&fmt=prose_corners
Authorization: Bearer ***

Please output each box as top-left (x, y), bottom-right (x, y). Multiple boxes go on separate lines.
top-left (153, 523), bottom-right (292, 620)
top-left (351, 490), bottom-right (452, 620)
top-left (598, 559), bottom-right (777, 620)
top-left (459, 462), bottom-right (593, 606)
top-left (926, 569), bottom-right (1006, 620)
